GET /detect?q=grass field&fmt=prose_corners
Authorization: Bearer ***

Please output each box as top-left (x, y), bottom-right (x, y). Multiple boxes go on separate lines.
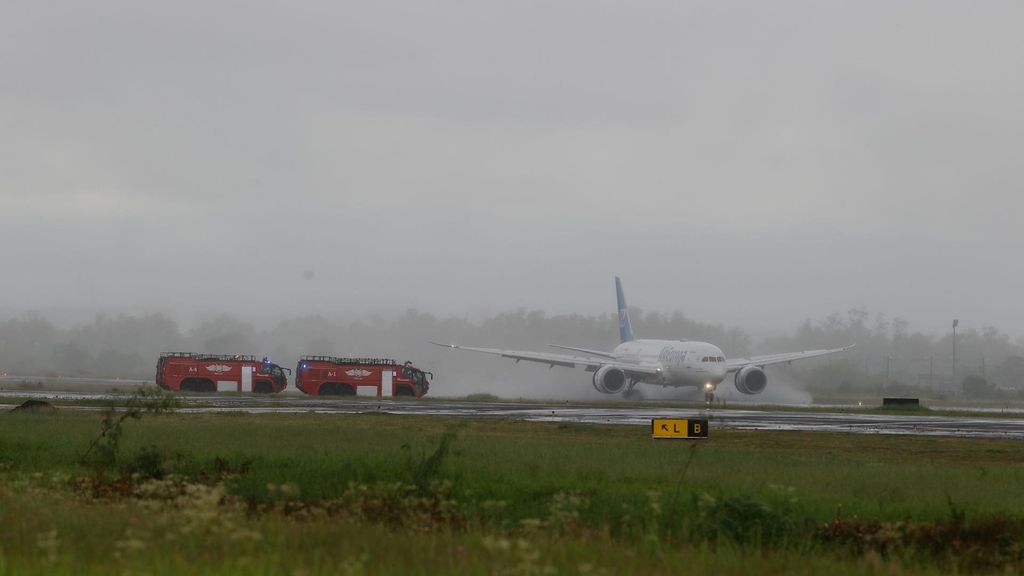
top-left (2, 398), bottom-right (1024, 574)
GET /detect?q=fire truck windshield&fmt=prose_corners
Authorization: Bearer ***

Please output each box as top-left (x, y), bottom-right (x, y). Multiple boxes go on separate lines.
top-left (402, 364), bottom-right (430, 396)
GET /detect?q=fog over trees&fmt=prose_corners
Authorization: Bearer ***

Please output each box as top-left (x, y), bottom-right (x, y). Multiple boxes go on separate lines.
top-left (2, 308), bottom-right (1021, 399)
top-left (5, 2), bottom-right (1024, 342)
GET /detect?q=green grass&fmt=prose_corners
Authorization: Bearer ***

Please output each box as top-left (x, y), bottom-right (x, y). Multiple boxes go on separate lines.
top-left (0, 483), bottom-right (952, 576)
top-left (2, 411), bottom-right (1021, 515)
top-left (2, 409), bottom-right (1024, 574)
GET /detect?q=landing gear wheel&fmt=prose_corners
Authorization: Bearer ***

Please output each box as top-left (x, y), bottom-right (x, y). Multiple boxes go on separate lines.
top-left (704, 390), bottom-right (715, 404)
top-left (622, 388), bottom-right (644, 401)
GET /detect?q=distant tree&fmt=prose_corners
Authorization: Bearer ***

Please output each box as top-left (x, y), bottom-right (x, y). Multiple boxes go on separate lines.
top-left (962, 374), bottom-right (996, 398)
top-left (94, 349), bottom-right (147, 378)
top-left (0, 312), bottom-right (60, 374)
top-left (305, 337), bottom-right (335, 356)
top-left (53, 341), bottom-right (92, 375)
top-left (992, 356), bottom-right (1024, 390)
top-left (189, 315), bottom-right (256, 354)
top-left (69, 314), bottom-right (184, 376)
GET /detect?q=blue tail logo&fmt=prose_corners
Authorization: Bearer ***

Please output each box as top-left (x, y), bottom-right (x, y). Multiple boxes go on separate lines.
top-left (615, 276), bottom-right (635, 343)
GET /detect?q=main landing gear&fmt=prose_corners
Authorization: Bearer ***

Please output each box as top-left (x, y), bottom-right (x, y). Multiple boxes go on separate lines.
top-left (621, 379), bottom-right (643, 400)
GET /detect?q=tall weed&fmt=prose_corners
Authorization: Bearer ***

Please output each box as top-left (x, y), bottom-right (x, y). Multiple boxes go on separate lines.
top-left (79, 387), bottom-right (181, 475)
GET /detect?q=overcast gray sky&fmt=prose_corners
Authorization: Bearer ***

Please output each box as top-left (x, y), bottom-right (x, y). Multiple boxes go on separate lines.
top-left (2, 1), bottom-right (1023, 337)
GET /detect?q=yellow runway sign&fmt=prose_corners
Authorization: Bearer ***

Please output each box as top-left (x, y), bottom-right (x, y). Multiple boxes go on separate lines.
top-left (651, 418), bottom-right (708, 439)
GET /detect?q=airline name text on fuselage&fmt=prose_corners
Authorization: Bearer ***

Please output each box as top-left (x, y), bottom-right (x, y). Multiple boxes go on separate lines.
top-left (658, 347), bottom-right (689, 366)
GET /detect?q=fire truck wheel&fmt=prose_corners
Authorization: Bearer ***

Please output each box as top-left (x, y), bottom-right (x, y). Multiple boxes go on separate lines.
top-left (253, 381), bottom-right (274, 394)
top-left (181, 378), bottom-right (215, 393)
top-left (319, 382), bottom-right (355, 396)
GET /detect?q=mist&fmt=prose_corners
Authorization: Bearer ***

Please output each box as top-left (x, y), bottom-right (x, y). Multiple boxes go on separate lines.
top-left (4, 1), bottom-right (1024, 386)
top-left (2, 306), bottom-right (1022, 402)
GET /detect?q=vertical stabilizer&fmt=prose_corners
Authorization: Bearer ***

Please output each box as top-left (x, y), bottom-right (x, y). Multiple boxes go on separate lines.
top-left (615, 276), bottom-right (635, 343)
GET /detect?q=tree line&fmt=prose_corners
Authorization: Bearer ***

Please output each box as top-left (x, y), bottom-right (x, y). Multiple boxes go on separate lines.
top-left (1, 307), bottom-right (1021, 396)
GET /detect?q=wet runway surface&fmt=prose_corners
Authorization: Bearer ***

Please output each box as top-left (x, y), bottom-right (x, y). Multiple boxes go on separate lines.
top-left (4, 389), bottom-right (1024, 439)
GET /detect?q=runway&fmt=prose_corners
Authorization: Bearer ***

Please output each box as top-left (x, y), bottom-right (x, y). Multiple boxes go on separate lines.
top-left (4, 389), bottom-right (1024, 440)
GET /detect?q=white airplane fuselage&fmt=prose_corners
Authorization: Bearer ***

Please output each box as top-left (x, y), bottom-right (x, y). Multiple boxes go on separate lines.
top-left (612, 339), bottom-right (728, 388)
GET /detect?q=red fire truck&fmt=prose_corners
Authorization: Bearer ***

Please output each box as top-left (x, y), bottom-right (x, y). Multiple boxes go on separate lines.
top-left (295, 356), bottom-right (432, 397)
top-left (156, 353), bottom-right (289, 393)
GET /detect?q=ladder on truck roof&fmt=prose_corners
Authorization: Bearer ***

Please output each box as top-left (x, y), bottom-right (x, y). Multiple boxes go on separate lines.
top-left (300, 355), bottom-right (398, 366)
top-left (161, 352), bottom-right (259, 362)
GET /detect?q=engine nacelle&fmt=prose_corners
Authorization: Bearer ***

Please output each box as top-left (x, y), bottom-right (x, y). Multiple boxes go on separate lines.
top-left (592, 365), bottom-right (627, 394)
top-left (734, 365), bottom-right (767, 395)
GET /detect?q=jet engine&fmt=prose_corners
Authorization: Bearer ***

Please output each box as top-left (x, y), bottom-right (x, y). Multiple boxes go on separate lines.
top-left (592, 365), bottom-right (627, 394)
top-left (734, 365), bottom-right (767, 395)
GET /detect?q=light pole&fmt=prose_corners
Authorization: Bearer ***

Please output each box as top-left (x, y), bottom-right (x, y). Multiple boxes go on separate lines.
top-left (952, 318), bottom-right (959, 386)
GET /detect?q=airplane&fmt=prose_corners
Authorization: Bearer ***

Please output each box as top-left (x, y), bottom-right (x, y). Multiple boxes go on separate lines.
top-left (433, 277), bottom-right (854, 402)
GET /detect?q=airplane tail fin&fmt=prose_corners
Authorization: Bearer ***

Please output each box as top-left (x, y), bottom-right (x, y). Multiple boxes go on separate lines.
top-left (615, 276), bottom-right (635, 343)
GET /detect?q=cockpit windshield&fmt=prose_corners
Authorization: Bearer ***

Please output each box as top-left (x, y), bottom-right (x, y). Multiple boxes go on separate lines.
top-left (402, 362), bottom-right (431, 395)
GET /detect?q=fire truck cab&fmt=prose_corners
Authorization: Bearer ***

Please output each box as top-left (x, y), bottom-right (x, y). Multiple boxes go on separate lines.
top-left (295, 356), bottom-right (431, 397)
top-left (156, 353), bottom-right (289, 393)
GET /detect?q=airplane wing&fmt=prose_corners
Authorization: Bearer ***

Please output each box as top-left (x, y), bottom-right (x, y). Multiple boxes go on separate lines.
top-left (726, 344), bottom-right (856, 373)
top-left (430, 342), bottom-right (662, 377)
top-left (545, 344), bottom-right (618, 360)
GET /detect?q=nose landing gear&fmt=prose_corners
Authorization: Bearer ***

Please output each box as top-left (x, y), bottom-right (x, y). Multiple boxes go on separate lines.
top-left (703, 383), bottom-right (716, 404)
